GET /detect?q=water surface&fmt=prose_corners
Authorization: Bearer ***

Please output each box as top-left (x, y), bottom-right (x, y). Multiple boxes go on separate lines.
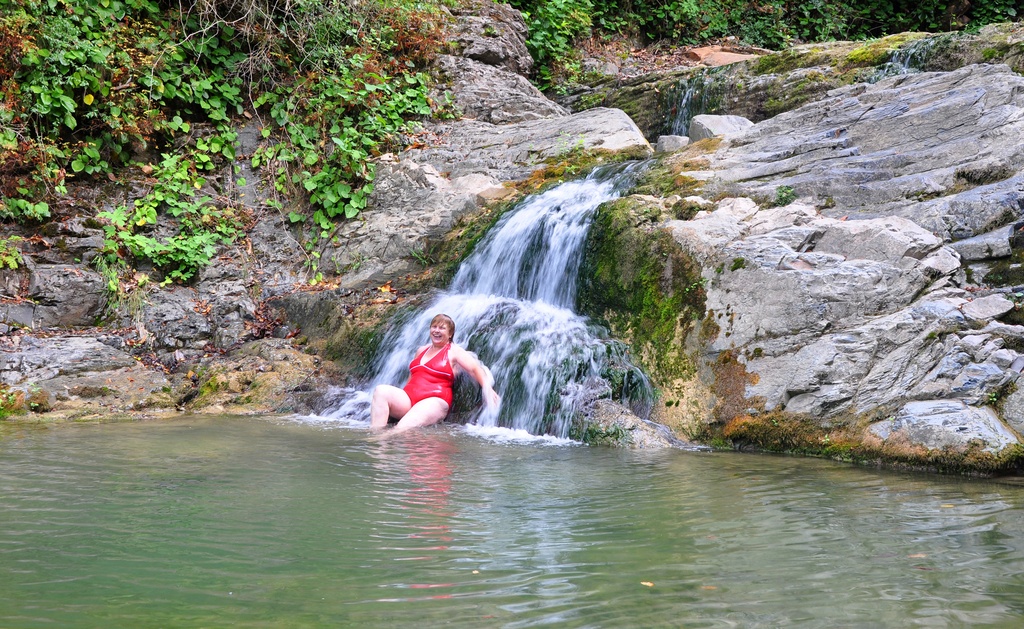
top-left (3, 416), bottom-right (1024, 627)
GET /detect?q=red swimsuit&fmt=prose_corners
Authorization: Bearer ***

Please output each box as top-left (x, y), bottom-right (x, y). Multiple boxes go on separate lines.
top-left (403, 343), bottom-right (455, 406)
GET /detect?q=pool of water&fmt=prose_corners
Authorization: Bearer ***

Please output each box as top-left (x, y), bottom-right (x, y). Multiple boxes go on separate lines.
top-left (2, 416), bottom-right (1024, 628)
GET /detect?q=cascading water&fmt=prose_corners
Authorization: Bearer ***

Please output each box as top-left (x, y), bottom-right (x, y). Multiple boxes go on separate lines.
top-left (321, 162), bottom-right (655, 438)
top-left (668, 68), bottom-right (718, 137)
top-left (867, 37), bottom-right (942, 83)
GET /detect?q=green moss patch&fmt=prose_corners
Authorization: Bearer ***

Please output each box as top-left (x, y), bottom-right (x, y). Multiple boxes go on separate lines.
top-left (579, 197), bottom-right (706, 386)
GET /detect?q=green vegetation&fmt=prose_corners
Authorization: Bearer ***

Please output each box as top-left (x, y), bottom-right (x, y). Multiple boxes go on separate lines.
top-left (0, 235), bottom-right (23, 269)
top-left (0, 385), bottom-right (22, 418)
top-left (509, 0), bottom-right (1017, 89)
top-left (1, 0), bottom-right (448, 287)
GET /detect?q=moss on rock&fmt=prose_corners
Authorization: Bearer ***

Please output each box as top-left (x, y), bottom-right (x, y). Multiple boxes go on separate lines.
top-left (578, 194), bottom-right (710, 432)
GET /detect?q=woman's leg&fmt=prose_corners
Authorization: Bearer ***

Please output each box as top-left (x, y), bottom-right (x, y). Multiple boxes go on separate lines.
top-left (370, 384), bottom-right (412, 430)
top-left (389, 398), bottom-right (450, 435)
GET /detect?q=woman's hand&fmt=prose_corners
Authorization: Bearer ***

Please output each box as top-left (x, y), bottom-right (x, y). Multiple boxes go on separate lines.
top-left (482, 385), bottom-right (501, 408)
top-left (451, 344), bottom-right (500, 408)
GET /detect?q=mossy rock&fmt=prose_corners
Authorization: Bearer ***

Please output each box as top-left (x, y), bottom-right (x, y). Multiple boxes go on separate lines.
top-left (708, 406), bottom-right (1024, 476)
top-left (578, 194), bottom-right (706, 395)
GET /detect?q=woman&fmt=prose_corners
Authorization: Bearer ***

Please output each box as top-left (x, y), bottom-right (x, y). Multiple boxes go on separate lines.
top-left (370, 314), bottom-right (500, 435)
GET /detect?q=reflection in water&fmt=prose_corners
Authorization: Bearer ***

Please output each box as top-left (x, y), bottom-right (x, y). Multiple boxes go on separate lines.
top-left (367, 434), bottom-right (458, 600)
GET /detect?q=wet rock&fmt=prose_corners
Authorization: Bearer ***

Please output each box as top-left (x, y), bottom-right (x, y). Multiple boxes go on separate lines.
top-left (580, 399), bottom-right (699, 449)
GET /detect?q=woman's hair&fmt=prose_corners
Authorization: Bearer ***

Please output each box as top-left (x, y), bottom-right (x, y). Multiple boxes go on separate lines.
top-left (430, 313), bottom-right (456, 341)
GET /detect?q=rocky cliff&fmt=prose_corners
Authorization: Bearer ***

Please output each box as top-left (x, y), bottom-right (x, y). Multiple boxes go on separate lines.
top-left (579, 29), bottom-right (1024, 472)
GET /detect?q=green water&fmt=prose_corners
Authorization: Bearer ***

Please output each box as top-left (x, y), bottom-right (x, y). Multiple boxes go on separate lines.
top-left (2, 416), bottom-right (1024, 628)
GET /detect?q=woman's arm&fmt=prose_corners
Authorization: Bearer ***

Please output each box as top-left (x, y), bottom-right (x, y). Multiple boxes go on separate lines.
top-left (450, 345), bottom-right (500, 407)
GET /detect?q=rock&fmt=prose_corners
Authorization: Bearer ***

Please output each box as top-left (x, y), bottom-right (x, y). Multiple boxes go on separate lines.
top-left (869, 400), bottom-right (1019, 454)
top-left (656, 135), bottom-right (690, 152)
top-left (37, 217), bottom-right (105, 265)
top-left (582, 58), bottom-right (619, 77)
top-left (581, 399), bottom-right (700, 448)
top-left (247, 213), bottom-right (307, 295)
top-left (448, 0), bottom-right (533, 75)
top-left (949, 225), bottom-right (1016, 261)
top-left (0, 335), bottom-right (173, 416)
top-left (195, 257), bottom-right (258, 349)
top-left (0, 336), bottom-right (135, 384)
top-left (960, 294), bottom-right (1015, 322)
top-left (688, 114), bottom-right (754, 141)
top-left (433, 55), bottom-right (568, 124)
top-left (1001, 387), bottom-right (1024, 435)
top-left (336, 107), bottom-right (650, 289)
top-left (813, 216), bottom-right (943, 263)
top-left (1, 263), bottom-right (106, 329)
top-left (139, 286), bottom-right (214, 351)
top-left (699, 51), bottom-right (761, 67)
top-left (706, 64), bottom-right (1024, 243)
top-left (408, 107), bottom-right (652, 183)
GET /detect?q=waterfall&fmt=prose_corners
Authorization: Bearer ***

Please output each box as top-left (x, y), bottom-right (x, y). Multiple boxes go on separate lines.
top-left (868, 37), bottom-right (941, 83)
top-left (668, 68), bottom-right (717, 136)
top-left (320, 162), bottom-right (655, 438)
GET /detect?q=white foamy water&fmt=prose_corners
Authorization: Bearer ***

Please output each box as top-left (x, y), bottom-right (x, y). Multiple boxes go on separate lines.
top-left (310, 162), bottom-right (653, 438)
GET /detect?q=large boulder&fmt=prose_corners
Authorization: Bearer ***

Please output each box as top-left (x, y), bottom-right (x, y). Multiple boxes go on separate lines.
top-left (0, 335), bottom-right (174, 416)
top-left (706, 64), bottom-right (1024, 243)
top-left (332, 107), bottom-right (651, 288)
top-left (433, 55), bottom-right (568, 124)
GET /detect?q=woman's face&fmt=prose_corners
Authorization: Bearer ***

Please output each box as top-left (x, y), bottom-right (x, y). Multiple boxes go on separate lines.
top-left (429, 321), bottom-right (452, 345)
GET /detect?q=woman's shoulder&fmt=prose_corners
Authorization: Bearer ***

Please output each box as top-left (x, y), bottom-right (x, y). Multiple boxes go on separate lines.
top-left (447, 342), bottom-right (470, 360)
